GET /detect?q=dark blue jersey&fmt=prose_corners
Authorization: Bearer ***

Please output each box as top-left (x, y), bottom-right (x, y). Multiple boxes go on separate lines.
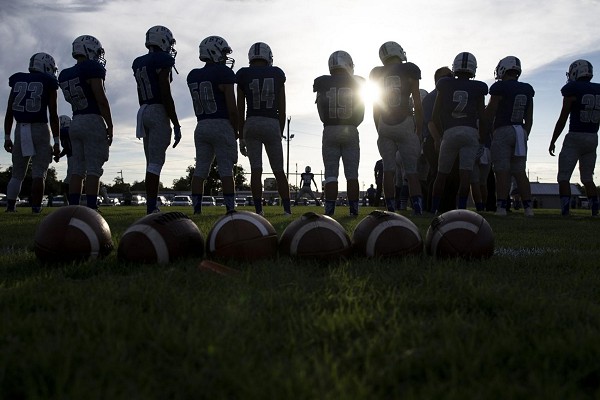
top-left (58, 60), bottom-right (106, 116)
top-left (489, 80), bottom-right (534, 129)
top-left (132, 51), bottom-right (175, 106)
top-left (369, 62), bottom-right (421, 125)
top-left (561, 80), bottom-right (600, 133)
top-left (422, 89), bottom-right (437, 139)
top-left (300, 172), bottom-right (314, 188)
top-left (186, 63), bottom-right (235, 121)
top-left (313, 74), bottom-right (365, 127)
top-left (8, 72), bottom-right (58, 123)
top-left (436, 77), bottom-right (488, 130)
top-left (235, 65), bottom-right (286, 120)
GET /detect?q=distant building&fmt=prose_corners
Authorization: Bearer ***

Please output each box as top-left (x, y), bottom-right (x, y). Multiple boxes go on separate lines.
top-left (529, 182), bottom-right (582, 209)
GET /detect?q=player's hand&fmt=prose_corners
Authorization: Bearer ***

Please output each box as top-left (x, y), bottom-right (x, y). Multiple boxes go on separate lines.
top-left (549, 142), bottom-right (555, 156)
top-left (4, 139), bottom-right (13, 153)
top-left (173, 125), bottom-right (181, 148)
top-left (239, 139), bottom-right (248, 157)
top-left (52, 144), bottom-right (60, 159)
top-left (106, 127), bottom-right (113, 146)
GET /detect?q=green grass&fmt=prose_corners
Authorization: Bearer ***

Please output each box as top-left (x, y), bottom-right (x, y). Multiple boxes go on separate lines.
top-left (1, 206), bottom-right (600, 399)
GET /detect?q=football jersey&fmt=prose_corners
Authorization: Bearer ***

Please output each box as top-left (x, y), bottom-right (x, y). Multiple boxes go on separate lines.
top-left (58, 60), bottom-right (106, 116)
top-left (489, 80), bottom-right (535, 129)
top-left (132, 51), bottom-right (175, 106)
top-left (422, 89), bottom-right (438, 139)
top-left (436, 77), bottom-right (488, 130)
top-left (369, 62), bottom-right (421, 125)
top-left (300, 172), bottom-right (314, 187)
top-left (313, 74), bottom-right (365, 127)
top-left (235, 65), bottom-right (286, 120)
top-left (8, 72), bottom-right (59, 123)
top-left (561, 80), bottom-right (600, 134)
top-left (186, 63), bottom-right (236, 121)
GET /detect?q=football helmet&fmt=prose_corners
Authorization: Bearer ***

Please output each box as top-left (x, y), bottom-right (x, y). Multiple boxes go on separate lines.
top-left (495, 56), bottom-right (521, 80)
top-left (248, 42), bottom-right (273, 65)
top-left (328, 50), bottom-right (354, 75)
top-left (28, 52), bottom-right (57, 77)
top-left (452, 52), bottom-right (477, 77)
top-left (199, 36), bottom-right (234, 68)
top-left (378, 41), bottom-right (407, 64)
top-left (145, 25), bottom-right (177, 59)
top-left (59, 115), bottom-right (71, 129)
top-left (72, 35), bottom-right (106, 67)
top-left (567, 59), bottom-right (593, 82)
top-left (305, 166), bottom-right (311, 173)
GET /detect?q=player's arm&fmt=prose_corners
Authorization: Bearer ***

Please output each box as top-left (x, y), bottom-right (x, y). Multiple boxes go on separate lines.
top-left (48, 89), bottom-right (60, 158)
top-left (484, 95), bottom-right (500, 127)
top-left (158, 69), bottom-right (180, 129)
top-left (236, 85), bottom-right (246, 138)
top-left (410, 79), bottom-right (423, 139)
top-left (90, 77), bottom-right (114, 146)
top-left (4, 94), bottom-right (14, 153)
top-left (524, 99), bottom-right (533, 136)
top-left (549, 96), bottom-right (575, 156)
top-left (220, 83), bottom-right (239, 139)
top-left (430, 93), bottom-right (442, 144)
top-left (278, 84), bottom-right (287, 136)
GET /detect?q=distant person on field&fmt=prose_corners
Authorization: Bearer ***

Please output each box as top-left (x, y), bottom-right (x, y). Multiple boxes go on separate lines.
top-left (4, 52), bottom-right (60, 213)
top-left (373, 158), bottom-right (383, 207)
top-left (55, 115), bottom-right (73, 202)
top-left (314, 50), bottom-right (365, 216)
top-left (236, 42), bottom-right (292, 216)
top-left (549, 59), bottom-right (600, 216)
top-left (296, 166), bottom-right (320, 205)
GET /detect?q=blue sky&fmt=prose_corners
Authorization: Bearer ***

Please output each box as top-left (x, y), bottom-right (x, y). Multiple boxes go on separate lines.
top-left (1, 0), bottom-right (600, 192)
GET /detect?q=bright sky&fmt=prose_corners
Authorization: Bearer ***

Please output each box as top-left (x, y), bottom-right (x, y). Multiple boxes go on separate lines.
top-left (1, 0), bottom-right (600, 192)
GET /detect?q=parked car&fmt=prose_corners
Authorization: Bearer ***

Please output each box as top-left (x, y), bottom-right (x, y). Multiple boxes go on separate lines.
top-left (100, 197), bottom-right (120, 206)
top-left (157, 195), bottom-right (171, 207)
top-left (202, 196), bottom-right (216, 206)
top-left (235, 197), bottom-right (247, 207)
top-left (130, 194), bottom-right (147, 206)
top-left (50, 195), bottom-right (68, 206)
top-left (215, 197), bottom-right (225, 206)
top-left (171, 195), bottom-right (192, 207)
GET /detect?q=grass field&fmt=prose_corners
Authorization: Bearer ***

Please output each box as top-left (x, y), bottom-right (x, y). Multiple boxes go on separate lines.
top-left (1, 205), bottom-right (600, 399)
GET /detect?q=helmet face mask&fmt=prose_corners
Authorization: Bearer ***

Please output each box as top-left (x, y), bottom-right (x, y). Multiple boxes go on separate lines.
top-left (248, 42), bottom-right (273, 66)
top-left (495, 56), bottom-right (521, 80)
top-left (29, 52), bottom-right (57, 77)
top-left (199, 36), bottom-right (235, 69)
top-left (145, 25), bottom-right (177, 59)
top-left (72, 35), bottom-right (106, 67)
top-left (328, 50), bottom-right (354, 75)
top-left (452, 52), bottom-right (477, 78)
top-left (567, 59), bottom-right (593, 82)
top-left (379, 41), bottom-right (407, 64)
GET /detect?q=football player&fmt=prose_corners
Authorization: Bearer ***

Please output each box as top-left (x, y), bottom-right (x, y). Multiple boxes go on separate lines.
top-left (132, 25), bottom-right (182, 214)
top-left (429, 52), bottom-right (488, 213)
top-left (187, 35), bottom-right (238, 214)
top-left (236, 42), bottom-right (292, 216)
top-left (369, 41), bottom-right (424, 214)
top-left (55, 115), bottom-right (73, 202)
top-left (314, 50), bottom-right (365, 216)
top-left (58, 35), bottom-right (113, 210)
top-left (3, 53), bottom-right (60, 213)
top-left (422, 67), bottom-right (457, 213)
top-left (296, 166), bottom-right (320, 205)
top-left (549, 59), bottom-right (600, 216)
top-left (485, 56), bottom-right (535, 216)
top-left (373, 159), bottom-right (383, 207)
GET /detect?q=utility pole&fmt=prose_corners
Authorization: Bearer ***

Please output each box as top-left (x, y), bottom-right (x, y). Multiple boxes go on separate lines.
top-left (286, 116), bottom-right (294, 181)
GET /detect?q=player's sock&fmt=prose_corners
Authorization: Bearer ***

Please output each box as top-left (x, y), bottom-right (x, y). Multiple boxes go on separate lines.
top-left (147, 197), bottom-right (157, 214)
top-left (325, 200), bottom-right (336, 216)
top-left (457, 196), bottom-right (468, 209)
top-left (349, 200), bottom-right (359, 216)
top-left (560, 196), bottom-right (570, 216)
top-left (68, 193), bottom-right (80, 205)
top-left (475, 202), bottom-right (485, 211)
top-left (223, 194), bottom-right (235, 212)
top-left (86, 194), bottom-right (98, 209)
top-left (6, 199), bottom-right (17, 212)
top-left (192, 194), bottom-right (202, 214)
top-left (385, 198), bottom-right (395, 212)
top-left (411, 196), bottom-right (423, 215)
top-left (254, 197), bottom-right (263, 215)
top-left (590, 196), bottom-right (599, 216)
top-left (431, 197), bottom-right (441, 214)
top-left (282, 198), bottom-right (291, 214)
